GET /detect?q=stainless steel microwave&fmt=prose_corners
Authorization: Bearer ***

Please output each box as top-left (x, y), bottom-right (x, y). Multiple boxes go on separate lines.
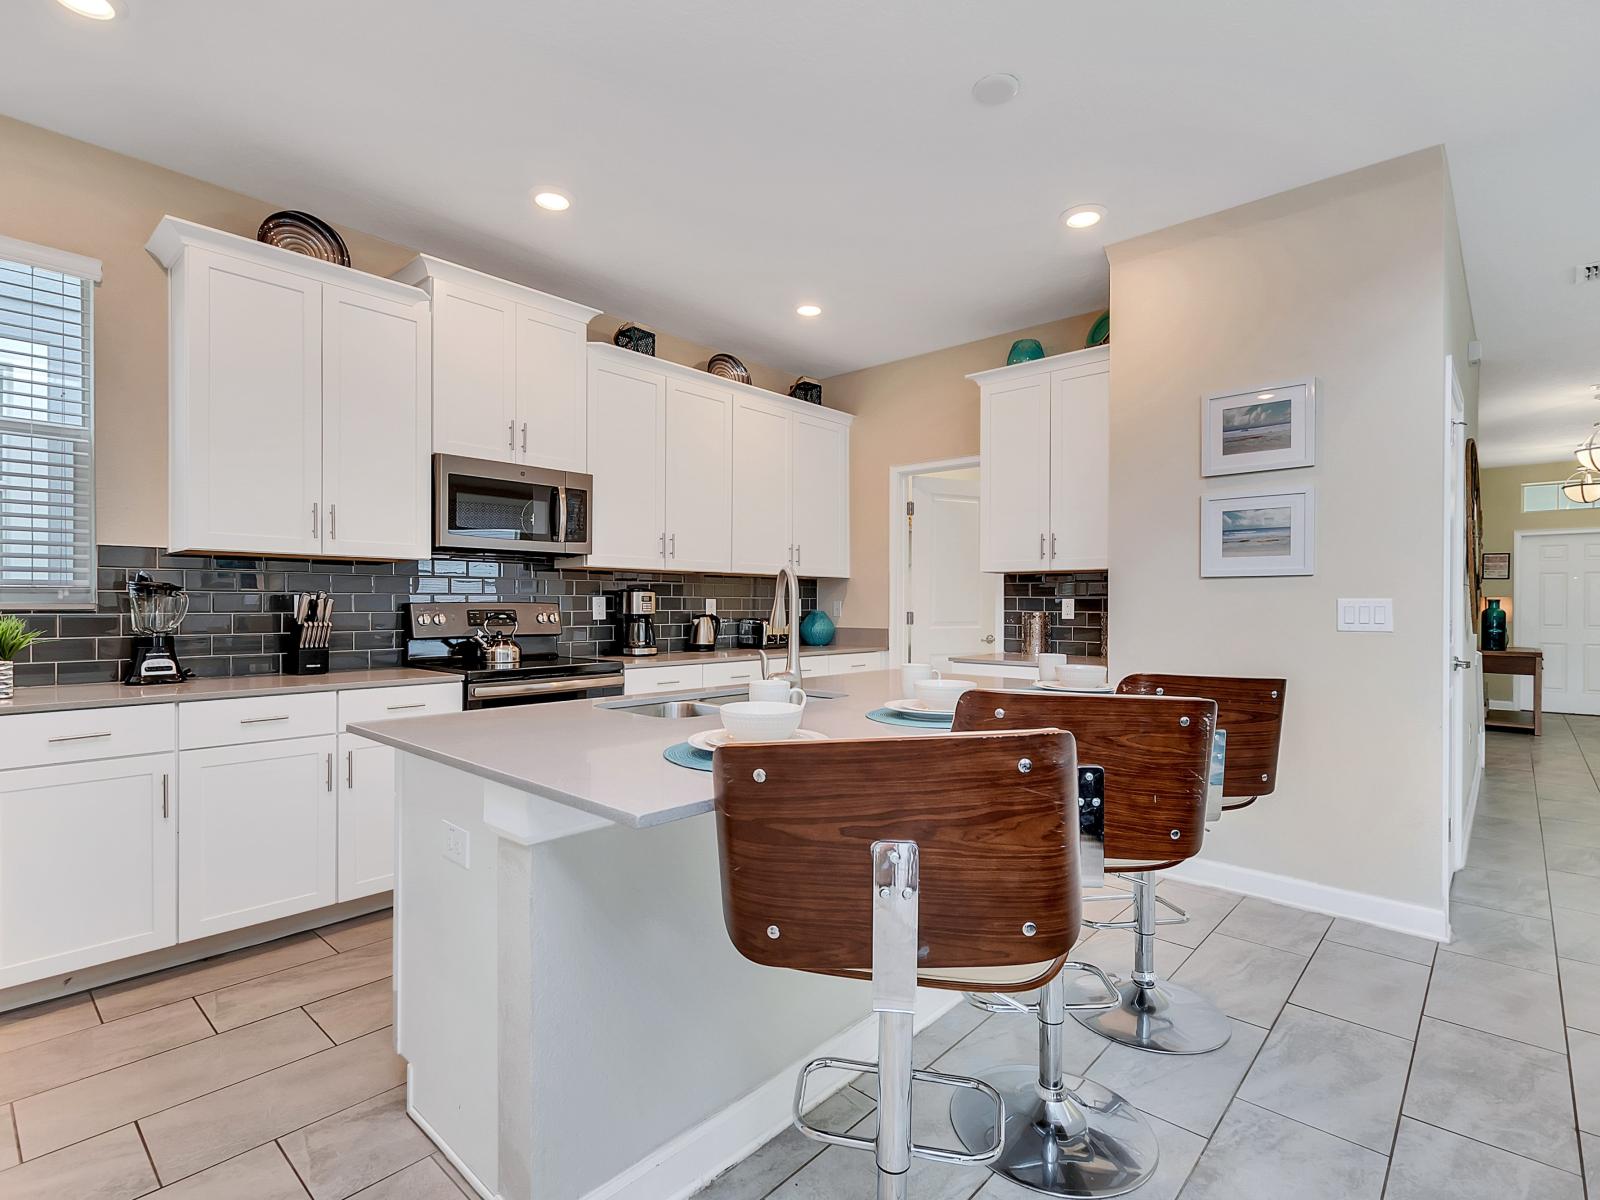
top-left (432, 455), bottom-right (593, 556)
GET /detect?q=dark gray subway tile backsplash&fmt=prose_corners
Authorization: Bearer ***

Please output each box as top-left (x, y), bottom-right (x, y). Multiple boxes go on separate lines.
top-left (9, 546), bottom-right (819, 687)
top-left (1002, 571), bottom-right (1108, 658)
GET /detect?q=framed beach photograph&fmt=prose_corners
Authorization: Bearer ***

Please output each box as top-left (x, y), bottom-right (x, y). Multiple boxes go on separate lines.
top-left (1200, 379), bottom-right (1316, 476)
top-left (1200, 486), bottom-right (1316, 577)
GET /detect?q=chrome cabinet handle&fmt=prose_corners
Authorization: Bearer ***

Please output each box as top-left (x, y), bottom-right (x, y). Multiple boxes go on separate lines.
top-left (240, 715), bottom-right (290, 725)
top-left (48, 731), bottom-right (112, 743)
top-left (795, 543), bottom-right (801, 566)
top-left (161, 773), bottom-right (170, 819)
top-left (659, 532), bottom-right (666, 556)
top-left (329, 504), bottom-right (337, 540)
top-left (1051, 532), bottom-right (1056, 560)
top-left (669, 533), bottom-right (676, 558)
top-left (521, 422), bottom-right (528, 455)
top-left (326, 753), bottom-right (334, 793)
top-left (312, 503), bottom-right (319, 538)
top-left (385, 702), bottom-right (427, 711)
top-left (509, 420), bottom-right (516, 454)
top-left (346, 750), bottom-right (354, 788)
top-left (1039, 533), bottom-right (1046, 560)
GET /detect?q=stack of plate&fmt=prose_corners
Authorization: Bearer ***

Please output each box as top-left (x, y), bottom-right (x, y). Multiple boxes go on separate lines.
top-left (882, 698), bottom-right (957, 720)
top-left (687, 728), bottom-right (828, 752)
top-left (1034, 681), bottom-right (1115, 694)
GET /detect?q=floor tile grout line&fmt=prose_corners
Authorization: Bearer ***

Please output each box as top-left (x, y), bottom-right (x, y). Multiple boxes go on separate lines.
top-left (132, 1118), bottom-right (161, 1190)
top-left (1432, 941), bottom-right (1558, 980)
top-left (1546, 717), bottom-right (1592, 1200)
top-left (274, 1135), bottom-right (318, 1199)
top-left (193, 938), bottom-right (394, 1024)
top-left (203, 961), bottom-right (395, 1037)
top-left (1399, 1114), bottom-right (1585, 1182)
top-left (1382, 921), bottom-right (1440, 1198)
top-left (3, 1102), bottom-right (16, 1168)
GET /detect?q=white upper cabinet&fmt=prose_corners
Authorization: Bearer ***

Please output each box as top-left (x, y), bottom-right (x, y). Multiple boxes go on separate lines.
top-left (971, 346), bottom-right (1109, 573)
top-left (587, 351), bottom-right (668, 569)
top-left (663, 377), bottom-right (733, 571)
top-left (392, 256), bottom-right (600, 471)
top-left (148, 217), bottom-right (432, 559)
top-left (731, 396), bottom-right (793, 575)
top-left (790, 410), bottom-right (850, 578)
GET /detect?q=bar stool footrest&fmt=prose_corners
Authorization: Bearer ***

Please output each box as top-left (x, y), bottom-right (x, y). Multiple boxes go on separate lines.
top-left (793, 1056), bottom-right (1007, 1165)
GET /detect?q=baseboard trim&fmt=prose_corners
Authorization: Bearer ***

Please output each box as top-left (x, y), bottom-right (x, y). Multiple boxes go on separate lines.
top-left (577, 989), bottom-right (963, 1200)
top-left (1166, 857), bottom-right (1449, 942)
top-left (406, 1073), bottom-right (498, 1200)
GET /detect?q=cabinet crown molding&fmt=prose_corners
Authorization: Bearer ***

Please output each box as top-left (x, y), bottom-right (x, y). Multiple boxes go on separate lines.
top-left (966, 343), bottom-right (1109, 387)
top-left (391, 254), bottom-right (602, 324)
top-left (588, 341), bottom-right (853, 427)
top-left (144, 216), bottom-right (428, 305)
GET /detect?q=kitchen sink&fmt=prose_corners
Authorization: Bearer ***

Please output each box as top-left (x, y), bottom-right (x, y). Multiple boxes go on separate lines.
top-left (602, 688), bottom-right (844, 718)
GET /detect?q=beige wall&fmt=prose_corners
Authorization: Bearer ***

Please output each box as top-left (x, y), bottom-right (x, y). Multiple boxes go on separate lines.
top-left (1106, 149), bottom-right (1452, 924)
top-left (0, 116), bottom-right (783, 549)
top-left (820, 311), bottom-right (1101, 628)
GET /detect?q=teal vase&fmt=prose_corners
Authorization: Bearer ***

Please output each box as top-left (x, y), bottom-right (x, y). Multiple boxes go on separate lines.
top-left (1482, 598), bottom-right (1507, 652)
top-left (798, 609), bottom-right (836, 647)
top-left (1006, 338), bottom-right (1045, 365)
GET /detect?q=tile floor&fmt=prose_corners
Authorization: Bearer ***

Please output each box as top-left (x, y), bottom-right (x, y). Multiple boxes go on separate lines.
top-left (2, 719), bottom-right (1594, 1199)
top-left (0, 908), bottom-right (471, 1199)
top-left (694, 718), bottom-right (1600, 1200)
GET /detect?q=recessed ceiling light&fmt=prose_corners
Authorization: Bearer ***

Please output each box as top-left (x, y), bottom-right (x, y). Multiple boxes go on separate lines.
top-left (1061, 205), bottom-right (1106, 230)
top-left (56, 0), bottom-right (119, 18)
top-left (796, 304), bottom-right (822, 318)
top-left (532, 190), bottom-right (571, 212)
top-left (971, 73), bottom-right (1021, 106)
top-left (1256, 392), bottom-right (1276, 400)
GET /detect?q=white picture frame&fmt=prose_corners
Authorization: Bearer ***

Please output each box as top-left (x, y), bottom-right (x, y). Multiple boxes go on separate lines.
top-left (1200, 485), bottom-right (1316, 577)
top-left (1200, 378), bottom-right (1316, 477)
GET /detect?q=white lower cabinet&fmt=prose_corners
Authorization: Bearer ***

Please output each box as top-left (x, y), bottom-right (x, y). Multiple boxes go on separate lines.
top-left (0, 754), bottom-right (177, 989)
top-left (622, 664), bottom-right (706, 696)
top-left (178, 735), bottom-right (338, 942)
top-left (338, 733), bottom-right (397, 901)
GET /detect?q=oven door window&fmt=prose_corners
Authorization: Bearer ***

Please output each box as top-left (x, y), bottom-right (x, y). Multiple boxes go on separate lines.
top-left (446, 476), bottom-right (561, 545)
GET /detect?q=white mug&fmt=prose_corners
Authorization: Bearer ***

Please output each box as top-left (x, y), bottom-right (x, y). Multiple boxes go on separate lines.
top-left (901, 663), bottom-right (940, 695)
top-left (1037, 653), bottom-right (1068, 682)
top-left (749, 679), bottom-right (806, 706)
top-left (914, 677), bottom-right (976, 713)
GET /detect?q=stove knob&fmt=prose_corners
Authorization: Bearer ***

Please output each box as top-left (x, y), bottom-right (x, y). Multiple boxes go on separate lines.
top-left (540, 612), bottom-right (554, 624)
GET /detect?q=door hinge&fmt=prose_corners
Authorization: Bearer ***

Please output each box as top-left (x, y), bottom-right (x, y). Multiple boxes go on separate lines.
top-left (906, 500), bottom-right (915, 516)
top-left (905, 611), bottom-right (915, 626)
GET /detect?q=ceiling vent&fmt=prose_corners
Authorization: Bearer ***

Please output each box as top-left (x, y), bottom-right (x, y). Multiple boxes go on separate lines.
top-left (1578, 261), bottom-right (1600, 283)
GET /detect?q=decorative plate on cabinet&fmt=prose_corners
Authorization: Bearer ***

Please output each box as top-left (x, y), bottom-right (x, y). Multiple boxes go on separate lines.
top-left (706, 353), bottom-right (751, 384)
top-left (256, 211), bottom-right (351, 267)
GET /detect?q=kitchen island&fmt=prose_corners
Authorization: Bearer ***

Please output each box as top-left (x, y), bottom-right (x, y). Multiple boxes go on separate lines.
top-left (350, 669), bottom-right (1022, 1200)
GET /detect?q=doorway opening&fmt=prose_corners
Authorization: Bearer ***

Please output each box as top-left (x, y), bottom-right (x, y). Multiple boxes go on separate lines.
top-left (888, 457), bottom-right (1003, 667)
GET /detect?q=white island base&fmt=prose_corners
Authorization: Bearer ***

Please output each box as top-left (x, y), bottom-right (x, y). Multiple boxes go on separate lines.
top-left (395, 752), bottom-right (959, 1200)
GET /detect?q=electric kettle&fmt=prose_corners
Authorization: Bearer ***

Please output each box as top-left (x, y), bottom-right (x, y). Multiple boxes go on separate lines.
top-left (688, 612), bottom-right (721, 652)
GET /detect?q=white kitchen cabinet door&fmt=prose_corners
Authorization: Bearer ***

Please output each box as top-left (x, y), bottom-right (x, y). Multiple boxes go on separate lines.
top-left (1049, 366), bottom-right (1110, 570)
top-left (0, 754), bottom-right (177, 988)
top-left (731, 396), bottom-right (793, 575)
top-left (321, 285), bottom-right (432, 559)
top-left (338, 732), bottom-right (397, 901)
top-left (791, 412), bottom-right (850, 578)
top-left (514, 304), bottom-right (589, 472)
top-left (170, 247), bottom-right (323, 555)
top-left (664, 377), bottom-right (734, 572)
top-left (980, 376), bottom-right (1052, 572)
top-left (178, 736), bottom-right (338, 942)
top-left (587, 355), bottom-right (667, 569)
top-left (431, 280), bottom-right (517, 462)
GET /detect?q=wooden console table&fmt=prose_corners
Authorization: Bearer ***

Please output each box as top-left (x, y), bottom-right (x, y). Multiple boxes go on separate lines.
top-left (1483, 647), bottom-right (1543, 736)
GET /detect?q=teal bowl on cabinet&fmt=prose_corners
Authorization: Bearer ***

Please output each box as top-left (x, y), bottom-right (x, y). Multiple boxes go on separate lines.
top-left (1006, 338), bottom-right (1045, 365)
top-left (799, 609), bottom-right (836, 647)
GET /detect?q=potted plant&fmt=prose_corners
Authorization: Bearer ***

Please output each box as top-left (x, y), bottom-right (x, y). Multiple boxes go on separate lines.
top-left (0, 616), bottom-right (42, 699)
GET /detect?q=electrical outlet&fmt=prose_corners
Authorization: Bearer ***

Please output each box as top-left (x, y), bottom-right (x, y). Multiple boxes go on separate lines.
top-left (591, 595), bottom-right (606, 621)
top-left (442, 820), bottom-right (470, 869)
top-left (1060, 598), bottom-right (1075, 620)
top-left (704, 598), bottom-right (716, 615)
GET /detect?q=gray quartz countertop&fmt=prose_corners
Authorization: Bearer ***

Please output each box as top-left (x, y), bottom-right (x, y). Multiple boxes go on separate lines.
top-left (0, 667), bottom-right (456, 716)
top-left (351, 668), bottom-right (1043, 829)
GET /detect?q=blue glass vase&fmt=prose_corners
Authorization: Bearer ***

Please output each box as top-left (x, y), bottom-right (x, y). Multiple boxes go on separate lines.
top-left (798, 609), bottom-right (836, 647)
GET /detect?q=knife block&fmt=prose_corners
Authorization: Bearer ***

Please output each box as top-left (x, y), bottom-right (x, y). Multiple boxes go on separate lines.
top-left (284, 645), bottom-right (329, 675)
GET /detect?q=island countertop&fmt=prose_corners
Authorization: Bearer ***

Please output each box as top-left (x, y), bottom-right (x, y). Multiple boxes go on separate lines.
top-left (349, 668), bottom-right (1036, 830)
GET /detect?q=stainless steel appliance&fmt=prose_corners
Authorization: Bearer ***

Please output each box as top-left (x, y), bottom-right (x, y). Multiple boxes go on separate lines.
top-left (735, 617), bottom-right (785, 649)
top-left (688, 612), bottom-right (721, 652)
top-left (125, 571), bottom-right (193, 685)
top-left (612, 588), bottom-right (658, 657)
top-left (433, 454), bottom-right (592, 556)
top-left (403, 602), bottom-right (623, 709)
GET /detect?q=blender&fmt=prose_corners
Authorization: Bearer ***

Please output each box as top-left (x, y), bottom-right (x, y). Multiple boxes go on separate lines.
top-left (125, 571), bottom-right (193, 685)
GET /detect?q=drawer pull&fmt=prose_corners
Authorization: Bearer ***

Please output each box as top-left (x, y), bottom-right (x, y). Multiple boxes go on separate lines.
top-left (385, 702), bottom-right (428, 711)
top-left (849, 663), bottom-right (869, 670)
top-left (730, 673), bottom-right (751, 681)
top-left (346, 750), bottom-right (354, 788)
top-left (655, 679), bottom-right (681, 686)
top-left (326, 753), bottom-right (334, 793)
top-left (239, 715), bottom-right (291, 725)
top-left (47, 731), bottom-right (113, 743)
top-left (162, 773), bottom-right (170, 819)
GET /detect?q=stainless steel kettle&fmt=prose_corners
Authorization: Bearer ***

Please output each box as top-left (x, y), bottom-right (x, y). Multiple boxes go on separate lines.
top-left (689, 612), bottom-right (721, 652)
top-left (473, 617), bottom-right (522, 669)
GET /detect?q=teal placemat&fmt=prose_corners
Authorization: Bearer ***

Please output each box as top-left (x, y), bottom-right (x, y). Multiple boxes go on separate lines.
top-left (663, 741), bottom-right (714, 772)
top-left (865, 707), bottom-right (953, 730)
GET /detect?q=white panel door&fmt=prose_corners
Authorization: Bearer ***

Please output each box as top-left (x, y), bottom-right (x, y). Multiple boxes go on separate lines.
top-left (178, 736), bottom-right (338, 941)
top-left (1521, 533), bottom-right (1600, 715)
top-left (909, 474), bottom-right (1000, 661)
top-left (0, 754), bottom-right (176, 988)
top-left (664, 377), bottom-right (734, 572)
top-left (321, 285), bottom-right (431, 560)
top-left (586, 355), bottom-right (667, 569)
top-left (980, 377), bottom-right (1052, 572)
top-left (731, 396), bottom-right (793, 575)
top-left (1049, 366), bottom-right (1110, 570)
top-left (514, 304), bottom-right (588, 471)
top-left (791, 412), bottom-right (850, 578)
top-left (338, 732), bottom-right (396, 901)
top-left (431, 281), bottom-right (516, 462)
top-left (174, 247), bottom-right (322, 555)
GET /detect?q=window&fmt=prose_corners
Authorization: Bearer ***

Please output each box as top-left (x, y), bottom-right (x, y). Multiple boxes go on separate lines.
top-left (1521, 481), bottom-right (1600, 513)
top-left (0, 236), bottom-right (100, 609)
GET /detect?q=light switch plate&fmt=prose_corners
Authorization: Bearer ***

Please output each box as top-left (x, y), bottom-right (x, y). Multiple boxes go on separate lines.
top-left (1061, 598), bottom-right (1075, 620)
top-left (1337, 598), bottom-right (1394, 632)
top-left (591, 596), bottom-right (606, 621)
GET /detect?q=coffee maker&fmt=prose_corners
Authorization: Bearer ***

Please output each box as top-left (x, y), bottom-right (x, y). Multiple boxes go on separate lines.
top-left (611, 588), bottom-right (658, 658)
top-left (125, 571), bottom-right (193, 685)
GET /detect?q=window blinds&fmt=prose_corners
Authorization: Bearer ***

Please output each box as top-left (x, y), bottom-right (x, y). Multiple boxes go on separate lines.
top-left (0, 235), bottom-right (101, 609)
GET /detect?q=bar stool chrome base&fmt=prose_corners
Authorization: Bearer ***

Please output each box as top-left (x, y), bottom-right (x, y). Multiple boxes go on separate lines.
top-left (1071, 977), bottom-right (1231, 1055)
top-left (950, 1066), bottom-right (1160, 1198)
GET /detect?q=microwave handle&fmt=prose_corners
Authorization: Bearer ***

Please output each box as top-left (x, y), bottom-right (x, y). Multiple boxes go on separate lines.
top-left (558, 487), bottom-right (569, 543)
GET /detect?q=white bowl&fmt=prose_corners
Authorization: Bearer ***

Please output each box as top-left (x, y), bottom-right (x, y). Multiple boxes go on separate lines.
top-left (1048, 663), bottom-right (1109, 688)
top-left (913, 677), bottom-right (976, 713)
top-left (720, 700), bottom-right (805, 742)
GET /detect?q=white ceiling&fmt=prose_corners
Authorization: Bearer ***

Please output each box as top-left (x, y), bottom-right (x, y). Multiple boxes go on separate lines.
top-left (2, 1), bottom-right (1596, 461)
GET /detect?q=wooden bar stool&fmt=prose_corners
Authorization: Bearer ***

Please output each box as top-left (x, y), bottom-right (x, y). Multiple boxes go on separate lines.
top-left (1116, 674), bottom-right (1286, 812)
top-left (955, 690), bottom-right (1223, 1068)
top-left (713, 730), bottom-right (1105, 1200)
top-left (946, 691), bottom-right (1215, 1196)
